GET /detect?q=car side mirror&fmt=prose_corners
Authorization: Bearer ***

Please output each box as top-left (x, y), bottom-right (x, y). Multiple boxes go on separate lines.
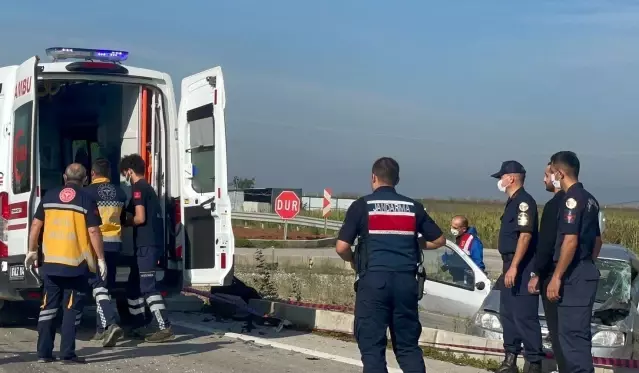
top-left (475, 281), bottom-right (485, 291)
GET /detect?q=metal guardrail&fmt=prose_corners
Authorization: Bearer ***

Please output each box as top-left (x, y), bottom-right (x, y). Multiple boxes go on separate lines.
top-left (232, 212), bottom-right (343, 230)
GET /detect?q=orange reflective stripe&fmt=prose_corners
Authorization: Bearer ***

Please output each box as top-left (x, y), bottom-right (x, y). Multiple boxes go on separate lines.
top-left (41, 292), bottom-right (47, 310)
top-left (67, 291), bottom-right (74, 309)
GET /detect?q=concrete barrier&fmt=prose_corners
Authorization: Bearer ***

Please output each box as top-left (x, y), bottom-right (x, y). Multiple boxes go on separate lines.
top-left (241, 237), bottom-right (337, 249)
top-left (248, 298), bottom-right (628, 373)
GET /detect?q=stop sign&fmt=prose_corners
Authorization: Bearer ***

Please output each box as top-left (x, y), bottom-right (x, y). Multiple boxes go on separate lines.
top-left (274, 190), bottom-right (301, 220)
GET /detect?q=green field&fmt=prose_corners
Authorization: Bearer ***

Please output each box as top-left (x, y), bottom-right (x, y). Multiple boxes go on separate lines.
top-left (295, 199), bottom-right (639, 253)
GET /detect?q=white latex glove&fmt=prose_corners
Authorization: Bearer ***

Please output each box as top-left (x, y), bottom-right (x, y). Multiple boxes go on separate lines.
top-left (24, 251), bottom-right (38, 268)
top-left (98, 259), bottom-right (107, 281)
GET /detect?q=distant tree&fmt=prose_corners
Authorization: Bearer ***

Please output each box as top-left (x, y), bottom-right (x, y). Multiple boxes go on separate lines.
top-left (230, 176), bottom-right (256, 190)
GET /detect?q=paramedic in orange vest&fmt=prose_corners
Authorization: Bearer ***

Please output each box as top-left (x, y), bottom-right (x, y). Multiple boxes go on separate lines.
top-left (25, 163), bottom-right (106, 364)
top-left (83, 158), bottom-right (127, 346)
top-left (450, 215), bottom-right (486, 272)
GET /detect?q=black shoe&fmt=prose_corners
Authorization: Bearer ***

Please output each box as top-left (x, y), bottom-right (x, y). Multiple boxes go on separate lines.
top-left (497, 353), bottom-right (518, 373)
top-left (126, 326), bottom-right (154, 340)
top-left (526, 362), bottom-right (542, 373)
top-left (37, 356), bottom-right (56, 363)
top-left (102, 324), bottom-right (124, 348)
top-left (61, 356), bottom-right (87, 364)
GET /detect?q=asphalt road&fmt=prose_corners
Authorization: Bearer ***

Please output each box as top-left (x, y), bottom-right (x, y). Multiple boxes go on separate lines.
top-left (0, 303), bottom-right (490, 373)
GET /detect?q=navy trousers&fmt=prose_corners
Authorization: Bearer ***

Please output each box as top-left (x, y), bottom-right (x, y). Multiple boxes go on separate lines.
top-left (499, 258), bottom-right (544, 363)
top-left (90, 251), bottom-right (120, 333)
top-left (37, 274), bottom-right (87, 360)
top-left (556, 261), bottom-right (599, 373)
top-left (354, 271), bottom-right (424, 373)
top-left (126, 246), bottom-right (170, 330)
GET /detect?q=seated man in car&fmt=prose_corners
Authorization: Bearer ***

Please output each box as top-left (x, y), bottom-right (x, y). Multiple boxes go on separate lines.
top-left (448, 215), bottom-right (486, 272)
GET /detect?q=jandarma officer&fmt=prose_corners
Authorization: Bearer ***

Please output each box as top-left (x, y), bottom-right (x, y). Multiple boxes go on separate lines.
top-left (547, 151), bottom-right (602, 373)
top-left (491, 160), bottom-right (544, 373)
top-left (335, 157), bottom-right (446, 373)
top-left (25, 163), bottom-right (106, 364)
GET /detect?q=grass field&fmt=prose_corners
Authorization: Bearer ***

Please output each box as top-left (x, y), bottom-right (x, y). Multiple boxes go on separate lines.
top-left (293, 199), bottom-right (639, 253)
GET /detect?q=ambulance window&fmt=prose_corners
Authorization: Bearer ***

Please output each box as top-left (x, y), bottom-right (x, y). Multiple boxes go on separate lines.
top-left (187, 103), bottom-right (215, 193)
top-left (12, 102), bottom-right (33, 194)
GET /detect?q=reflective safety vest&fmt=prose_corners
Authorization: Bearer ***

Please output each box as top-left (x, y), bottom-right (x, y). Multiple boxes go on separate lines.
top-left (38, 185), bottom-right (97, 276)
top-left (84, 177), bottom-right (127, 251)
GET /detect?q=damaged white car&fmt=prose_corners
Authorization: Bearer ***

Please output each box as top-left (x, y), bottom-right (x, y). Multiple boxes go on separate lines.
top-left (469, 244), bottom-right (639, 360)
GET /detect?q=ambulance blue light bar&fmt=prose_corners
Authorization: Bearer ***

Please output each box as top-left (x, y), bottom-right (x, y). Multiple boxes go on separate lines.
top-left (45, 47), bottom-right (129, 62)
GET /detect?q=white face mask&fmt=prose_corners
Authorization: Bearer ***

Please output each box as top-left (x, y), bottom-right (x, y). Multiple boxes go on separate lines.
top-left (497, 179), bottom-right (507, 193)
top-left (550, 174), bottom-right (561, 189)
top-left (123, 172), bottom-right (132, 186)
top-left (450, 228), bottom-right (459, 237)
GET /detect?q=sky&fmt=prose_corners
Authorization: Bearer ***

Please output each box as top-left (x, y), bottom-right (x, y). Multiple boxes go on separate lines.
top-left (1, 0), bottom-right (638, 204)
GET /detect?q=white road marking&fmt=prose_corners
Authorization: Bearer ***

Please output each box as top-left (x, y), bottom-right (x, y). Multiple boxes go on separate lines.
top-left (172, 320), bottom-right (403, 373)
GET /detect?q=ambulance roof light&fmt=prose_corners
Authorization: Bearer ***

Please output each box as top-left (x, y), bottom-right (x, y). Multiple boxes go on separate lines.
top-left (45, 47), bottom-right (129, 63)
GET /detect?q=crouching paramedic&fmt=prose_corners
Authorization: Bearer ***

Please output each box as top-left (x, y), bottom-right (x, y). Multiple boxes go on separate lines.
top-left (120, 154), bottom-right (174, 343)
top-left (24, 163), bottom-right (107, 364)
top-left (84, 158), bottom-right (127, 346)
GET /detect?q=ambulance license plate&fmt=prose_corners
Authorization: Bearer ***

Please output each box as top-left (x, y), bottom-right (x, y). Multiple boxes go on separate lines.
top-left (10, 265), bottom-right (25, 281)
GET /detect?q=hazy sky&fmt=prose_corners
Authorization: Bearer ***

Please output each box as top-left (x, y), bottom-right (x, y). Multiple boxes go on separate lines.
top-left (1, 0), bottom-right (638, 204)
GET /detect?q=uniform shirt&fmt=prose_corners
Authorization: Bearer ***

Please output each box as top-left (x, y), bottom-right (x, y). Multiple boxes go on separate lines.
top-left (35, 184), bottom-right (102, 277)
top-left (534, 190), bottom-right (565, 277)
top-left (497, 187), bottom-right (539, 257)
top-left (127, 179), bottom-right (164, 248)
top-left (338, 186), bottom-right (443, 272)
top-left (83, 177), bottom-right (127, 252)
top-left (554, 182), bottom-right (600, 265)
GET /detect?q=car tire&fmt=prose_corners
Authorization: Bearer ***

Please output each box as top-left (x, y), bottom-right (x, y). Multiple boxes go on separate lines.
top-left (0, 300), bottom-right (40, 327)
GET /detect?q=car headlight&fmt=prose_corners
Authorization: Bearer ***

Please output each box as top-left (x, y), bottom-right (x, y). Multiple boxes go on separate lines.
top-left (591, 330), bottom-right (625, 347)
top-left (474, 311), bottom-right (502, 333)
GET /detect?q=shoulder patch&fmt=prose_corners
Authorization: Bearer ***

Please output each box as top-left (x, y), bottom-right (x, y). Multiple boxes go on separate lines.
top-left (566, 198), bottom-right (577, 209)
top-left (518, 202), bottom-right (529, 212)
top-left (59, 188), bottom-right (76, 203)
top-left (517, 212), bottom-right (529, 226)
top-left (133, 191), bottom-right (142, 200)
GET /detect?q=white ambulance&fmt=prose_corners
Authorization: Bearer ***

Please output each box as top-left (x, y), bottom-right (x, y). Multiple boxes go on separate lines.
top-left (0, 47), bottom-right (235, 316)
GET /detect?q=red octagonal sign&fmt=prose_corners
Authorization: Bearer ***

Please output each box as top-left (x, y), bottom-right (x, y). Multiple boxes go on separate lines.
top-left (274, 190), bottom-right (301, 220)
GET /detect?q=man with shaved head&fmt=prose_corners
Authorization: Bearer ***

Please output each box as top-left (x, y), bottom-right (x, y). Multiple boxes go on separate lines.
top-left (449, 215), bottom-right (485, 272)
top-left (26, 163), bottom-right (107, 363)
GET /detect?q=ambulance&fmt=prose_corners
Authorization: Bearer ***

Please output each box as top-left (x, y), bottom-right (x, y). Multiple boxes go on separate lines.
top-left (0, 47), bottom-right (235, 317)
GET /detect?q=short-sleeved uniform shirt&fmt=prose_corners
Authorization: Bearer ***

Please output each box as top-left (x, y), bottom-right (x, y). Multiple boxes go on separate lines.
top-left (127, 179), bottom-right (164, 248)
top-left (497, 187), bottom-right (539, 294)
top-left (35, 184), bottom-right (102, 277)
top-left (554, 182), bottom-right (600, 282)
top-left (338, 186), bottom-right (443, 272)
top-left (83, 177), bottom-right (128, 252)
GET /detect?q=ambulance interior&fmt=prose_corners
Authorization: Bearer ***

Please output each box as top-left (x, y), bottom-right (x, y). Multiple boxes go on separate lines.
top-left (36, 80), bottom-right (167, 260)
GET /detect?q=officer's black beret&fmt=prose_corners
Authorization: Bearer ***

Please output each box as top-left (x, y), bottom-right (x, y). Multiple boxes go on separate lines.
top-left (491, 160), bottom-right (526, 178)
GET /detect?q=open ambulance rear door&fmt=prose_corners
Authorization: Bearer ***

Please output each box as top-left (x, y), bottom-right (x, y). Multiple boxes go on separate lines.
top-left (3, 56), bottom-right (40, 287)
top-left (178, 67), bottom-right (234, 288)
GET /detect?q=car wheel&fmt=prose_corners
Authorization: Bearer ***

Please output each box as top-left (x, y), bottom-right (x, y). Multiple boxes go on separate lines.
top-left (0, 300), bottom-right (40, 327)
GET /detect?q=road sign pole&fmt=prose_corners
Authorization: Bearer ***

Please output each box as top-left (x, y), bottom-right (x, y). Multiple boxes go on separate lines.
top-left (283, 221), bottom-right (288, 240)
top-left (324, 218), bottom-right (327, 235)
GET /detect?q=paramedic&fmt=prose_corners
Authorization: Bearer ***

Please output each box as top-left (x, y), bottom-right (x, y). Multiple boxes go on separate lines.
top-left (83, 158), bottom-right (127, 346)
top-left (449, 215), bottom-right (486, 271)
top-left (527, 162), bottom-right (566, 372)
top-left (120, 154), bottom-right (174, 343)
top-left (25, 163), bottom-right (106, 364)
top-left (491, 160), bottom-right (543, 373)
top-left (336, 157), bottom-right (446, 373)
top-left (547, 151), bottom-right (601, 373)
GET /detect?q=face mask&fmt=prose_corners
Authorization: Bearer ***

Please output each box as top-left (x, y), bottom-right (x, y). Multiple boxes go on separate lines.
top-left (550, 174), bottom-right (561, 189)
top-left (123, 172), bottom-right (132, 186)
top-left (497, 179), bottom-right (507, 193)
top-left (450, 228), bottom-right (459, 237)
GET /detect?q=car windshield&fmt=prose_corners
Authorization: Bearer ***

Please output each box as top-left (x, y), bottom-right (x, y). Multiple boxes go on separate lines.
top-left (595, 258), bottom-right (633, 304)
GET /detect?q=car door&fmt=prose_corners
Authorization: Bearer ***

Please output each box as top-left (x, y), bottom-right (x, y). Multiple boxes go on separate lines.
top-left (419, 239), bottom-right (491, 318)
top-left (178, 67), bottom-right (234, 288)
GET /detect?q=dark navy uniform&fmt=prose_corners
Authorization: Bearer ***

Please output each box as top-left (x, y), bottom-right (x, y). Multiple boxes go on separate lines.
top-left (126, 179), bottom-right (170, 330)
top-left (492, 163), bottom-right (544, 369)
top-left (554, 183), bottom-right (600, 373)
top-left (35, 184), bottom-right (102, 361)
top-left (84, 176), bottom-right (127, 335)
top-left (338, 186), bottom-right (443, 373)
top-left (533, 190), bottom-right (566, 372)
